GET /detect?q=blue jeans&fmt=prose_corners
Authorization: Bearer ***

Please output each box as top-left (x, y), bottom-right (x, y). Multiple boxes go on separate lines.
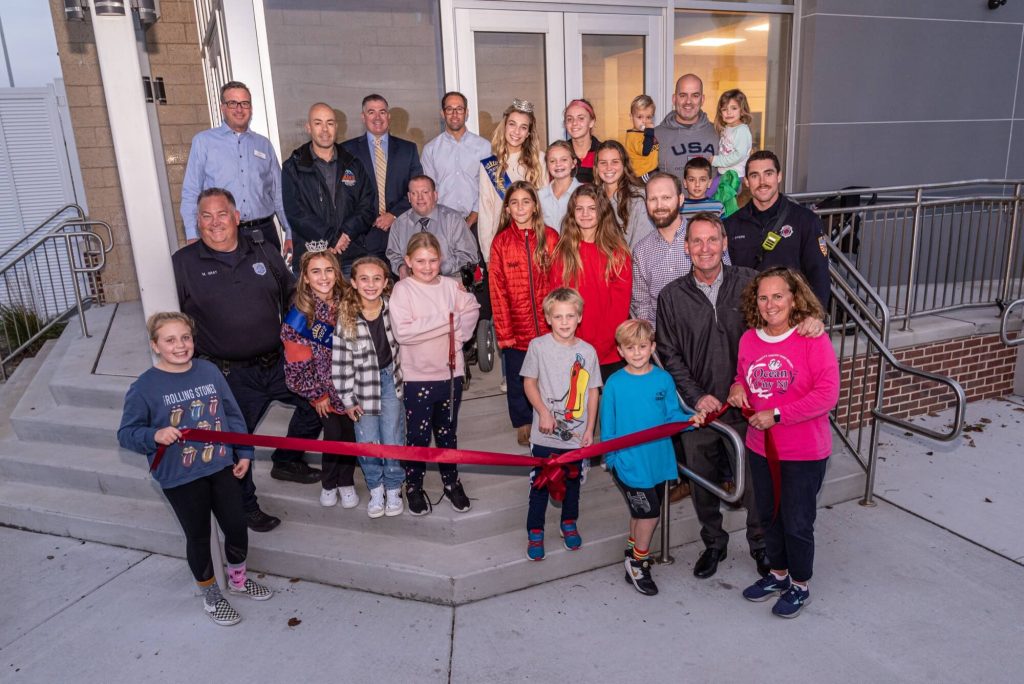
top-left (502, 348), bottom-right (531, 428)
top-left (527, 444), bottom-right (581, 531)
top-left (749, 452), bottom-right (829, 583)
top-left (353, 365), bottom-right (406, 490)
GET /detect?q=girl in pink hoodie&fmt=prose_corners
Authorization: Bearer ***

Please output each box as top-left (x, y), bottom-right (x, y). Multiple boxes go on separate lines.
top-left (389, 232), bottom-right (480, 516)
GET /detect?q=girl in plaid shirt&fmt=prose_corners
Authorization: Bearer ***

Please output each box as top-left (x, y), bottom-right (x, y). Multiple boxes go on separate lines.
top-left (333, 257), bottom-right (406, 518)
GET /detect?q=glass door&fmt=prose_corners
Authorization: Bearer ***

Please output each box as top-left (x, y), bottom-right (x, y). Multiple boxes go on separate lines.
top-left (450, 7), bottom-right (664, 146)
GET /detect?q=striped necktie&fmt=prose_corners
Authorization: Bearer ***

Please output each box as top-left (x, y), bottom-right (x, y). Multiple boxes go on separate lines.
top-left (373, 136), bottom-right (387, 215)
top-left (418, 217), bottom-right (430, 232)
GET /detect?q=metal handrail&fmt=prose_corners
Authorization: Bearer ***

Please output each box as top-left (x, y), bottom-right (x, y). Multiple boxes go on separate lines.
top-left (790, 178), bottom-right (1024, 200)
top-left (1000, 298), bottom-right (1024, 347)
top-left (0, 203), bottom-right (85, 263)
top-left (650, 349), bottom-right (746, 564)
top-left (1, 217), bottom-right (112, 380)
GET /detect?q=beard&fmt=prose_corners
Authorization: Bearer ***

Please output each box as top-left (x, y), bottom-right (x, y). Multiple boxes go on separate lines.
top-left (650, 210), bottom-right (677, 229)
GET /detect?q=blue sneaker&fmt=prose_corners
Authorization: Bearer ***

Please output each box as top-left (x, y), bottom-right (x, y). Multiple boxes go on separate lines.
top-left (772, 584), bottom-right (811, 618)
top-left (742, 573), bottom-right (792, 602)
top-left (559, 519), bottom-right (582, 550)
top-left (527, 529), bottom-right (545, 561)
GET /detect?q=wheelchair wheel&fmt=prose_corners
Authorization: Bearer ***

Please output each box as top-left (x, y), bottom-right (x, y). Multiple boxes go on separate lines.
top-left (476, 319), bottom-right (495, 372)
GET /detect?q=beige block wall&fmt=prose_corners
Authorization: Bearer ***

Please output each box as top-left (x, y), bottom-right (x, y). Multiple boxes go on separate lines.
top-left (47, 0), bottom-right (209, 302)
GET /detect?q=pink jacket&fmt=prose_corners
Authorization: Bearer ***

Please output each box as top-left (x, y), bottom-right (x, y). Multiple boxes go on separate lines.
top-left (389, 275), bottom-right (481, 382)
top-left (735, 327), bottom-right (839, 461)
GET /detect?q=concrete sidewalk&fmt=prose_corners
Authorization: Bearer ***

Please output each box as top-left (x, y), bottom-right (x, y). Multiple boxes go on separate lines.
top-left (3, 492), bottom-right (1022, 683)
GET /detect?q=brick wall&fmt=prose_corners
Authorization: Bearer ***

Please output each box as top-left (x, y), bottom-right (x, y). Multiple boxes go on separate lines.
top-left (48, 0), bottom-right (137, 302)
top-left (47, 0), bottom-right (208, 301)
top-left (836, 333), bottom-right (1017, 429)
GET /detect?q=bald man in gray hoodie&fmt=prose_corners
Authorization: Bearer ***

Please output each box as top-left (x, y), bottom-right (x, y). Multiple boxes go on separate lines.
top-left (655, 74), bottom-right (719, 179)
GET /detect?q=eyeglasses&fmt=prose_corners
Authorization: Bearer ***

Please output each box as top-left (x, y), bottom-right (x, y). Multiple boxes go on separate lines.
top-left (443, 106), bottom-right (466, 115)
top-left (223, 100), bottom-right (252, 110)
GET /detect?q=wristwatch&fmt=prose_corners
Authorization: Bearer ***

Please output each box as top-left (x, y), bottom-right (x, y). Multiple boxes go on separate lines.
top-left (773, 408), bottom-right (781, 423)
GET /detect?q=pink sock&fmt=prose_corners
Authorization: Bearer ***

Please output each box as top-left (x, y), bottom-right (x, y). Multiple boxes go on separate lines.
top-left (228, 562), bottom-right (246, 588)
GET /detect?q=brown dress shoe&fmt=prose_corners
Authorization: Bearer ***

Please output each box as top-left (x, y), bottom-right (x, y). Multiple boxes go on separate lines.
top-left (516, 424), bottom-right (532, 447)
top-left (669, 481), bottom-right (691, 504)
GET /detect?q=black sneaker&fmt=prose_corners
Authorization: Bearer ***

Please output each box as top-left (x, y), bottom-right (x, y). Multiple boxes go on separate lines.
top-left (443, 480), bottom-right (471, 512)
top-left (406, 485), bottom-right (432, 516)
top-left (246, 509), bottom-right (281, 532)
top-left (270, 461), bottom-right (322, 484)
top-left (625, 557), bottom-right (659, 596)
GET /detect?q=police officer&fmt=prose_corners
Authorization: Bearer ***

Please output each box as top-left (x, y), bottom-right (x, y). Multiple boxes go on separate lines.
top-left (724, 150), bottom-right (830, 308)
top-left (172, 188), bottom-right (323, 533)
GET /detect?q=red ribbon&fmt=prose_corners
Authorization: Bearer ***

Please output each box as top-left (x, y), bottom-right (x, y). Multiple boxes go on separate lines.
top-left (741, 407), bottom-right (781, 522)
top-left (152, 407), bottom-right (728, 502)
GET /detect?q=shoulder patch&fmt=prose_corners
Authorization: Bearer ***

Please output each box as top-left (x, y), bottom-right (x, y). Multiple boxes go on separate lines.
top-left (817, 236), bottom-right (828, 257)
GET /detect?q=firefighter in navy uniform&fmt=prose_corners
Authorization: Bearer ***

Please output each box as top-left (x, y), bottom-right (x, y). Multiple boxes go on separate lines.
top-left (173, 188), bottom-right (324, 533)
top-left (724, 150), bottom-right (831, 309)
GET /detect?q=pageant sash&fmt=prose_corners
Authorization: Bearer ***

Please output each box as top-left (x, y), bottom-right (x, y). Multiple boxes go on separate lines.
top-left (284, 306), bottom-right (334, 349)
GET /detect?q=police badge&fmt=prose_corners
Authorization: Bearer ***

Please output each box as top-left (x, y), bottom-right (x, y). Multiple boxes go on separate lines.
top-left (253, 262), bottom-right (267, 276)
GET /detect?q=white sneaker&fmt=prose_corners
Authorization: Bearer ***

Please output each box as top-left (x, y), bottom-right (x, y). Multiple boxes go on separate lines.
top-left (385, 488), bottom-right (404, 517)
top-left (499, 377), bottom-right (507, 393)
top-left (367, 486), bottom-right (385, 518)
top-left (319, 487), bottom-right (338, 507)
top-left (338, 485), bottom-right (359, 509)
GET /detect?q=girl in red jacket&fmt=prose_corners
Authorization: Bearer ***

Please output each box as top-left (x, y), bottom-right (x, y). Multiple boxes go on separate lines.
top-left (489, 181), bottom-right (559, 447)
top-left (549, 184), bottom-right (632, 381)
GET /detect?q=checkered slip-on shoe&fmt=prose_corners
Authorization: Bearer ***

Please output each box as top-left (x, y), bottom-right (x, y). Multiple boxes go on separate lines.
top-left (227, 578), bottom-right (273, 601)
top-left (204, 598), bottom-right (241, 626)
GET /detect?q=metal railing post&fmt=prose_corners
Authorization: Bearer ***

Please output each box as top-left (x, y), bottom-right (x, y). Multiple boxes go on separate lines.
top-left (901, 188), bottom-right (924, 331)
top-left (860, 359), bottom-right (886, 507)
top-left (65, 235), bottom-right (90, 339)
top-left (658, 479), bottom-right (674, 564)
top-left (998, 182), bottom-right (1023, 308)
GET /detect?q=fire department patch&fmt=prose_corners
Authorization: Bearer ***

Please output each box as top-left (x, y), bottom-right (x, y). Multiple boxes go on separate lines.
top-left (818, 236), bottom-right (828, 257)
top-left (341, 170), bottom-right (356, 186)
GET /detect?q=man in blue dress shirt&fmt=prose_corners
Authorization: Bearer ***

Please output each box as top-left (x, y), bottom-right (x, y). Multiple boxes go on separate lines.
top-left (181, 81), bottom-right (291, 254)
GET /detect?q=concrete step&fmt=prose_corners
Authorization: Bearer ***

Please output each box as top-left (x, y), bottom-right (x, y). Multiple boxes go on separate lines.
top-left (0, 444), bottom-right (865, 604)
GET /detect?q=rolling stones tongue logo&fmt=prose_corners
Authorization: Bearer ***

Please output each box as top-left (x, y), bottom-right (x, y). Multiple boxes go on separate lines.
top-left (746, 354), bottom-right (797, 399)
top-left (182, 446), bottom-right (197, 467)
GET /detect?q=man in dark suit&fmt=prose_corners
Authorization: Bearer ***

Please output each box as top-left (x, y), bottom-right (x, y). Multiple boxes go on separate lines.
top-left (341, 94), bottom-right (423, 263)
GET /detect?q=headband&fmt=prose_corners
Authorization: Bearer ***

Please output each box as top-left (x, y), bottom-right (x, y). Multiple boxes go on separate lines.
top-left (566, 99), bottom-right (595, 119)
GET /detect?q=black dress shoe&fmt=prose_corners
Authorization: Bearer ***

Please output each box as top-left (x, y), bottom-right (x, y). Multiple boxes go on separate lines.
top-left (246, 509), bottom-right (281, 532)
top-left (751, 548), bottom-right (771, 578)
top-left (270, 461), bottom-right (322, 484)
top-left (693, 547), bottom-right (727, 579)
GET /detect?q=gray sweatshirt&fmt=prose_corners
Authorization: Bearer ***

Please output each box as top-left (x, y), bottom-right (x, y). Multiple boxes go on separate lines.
top-left (654, 111), bottom-right (718, 179)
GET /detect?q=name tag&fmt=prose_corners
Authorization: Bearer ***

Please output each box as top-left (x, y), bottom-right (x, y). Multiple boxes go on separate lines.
top-left (254, 150), bottom-right (267, 159)
top-left (762, 231), bottom-right (782, 252)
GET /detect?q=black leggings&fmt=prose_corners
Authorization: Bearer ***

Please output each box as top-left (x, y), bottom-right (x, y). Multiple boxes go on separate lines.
top-left (321, 412), bottom-right (357, 489)
top-left (163, 466), bottom-right (248, 583)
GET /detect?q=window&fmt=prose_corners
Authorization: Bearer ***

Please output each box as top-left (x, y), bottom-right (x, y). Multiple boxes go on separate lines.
top-left (674, 10), bottom-right (792, 166)
top-left (264, 0), bottom-right (445, 156)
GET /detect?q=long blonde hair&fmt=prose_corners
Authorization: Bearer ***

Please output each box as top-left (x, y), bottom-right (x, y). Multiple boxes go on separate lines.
top-left (496, 181), bottom-right (551, 275)
top-left (552, 185), bottom-right (628, 285)
top-left (490, 103), bottom-right (544, 187)
top-left (294, 250), bottom-right (346, 324)
top-left (338, 256), bottom-right (392, 339)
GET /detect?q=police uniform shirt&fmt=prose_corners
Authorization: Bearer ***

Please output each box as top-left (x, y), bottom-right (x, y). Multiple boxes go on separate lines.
top-left (172, 237), bottom-right (295, 361)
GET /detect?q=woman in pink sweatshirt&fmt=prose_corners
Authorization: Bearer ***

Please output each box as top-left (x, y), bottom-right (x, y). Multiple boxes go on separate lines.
top-left (389, 232), bottom-right (480, 517)
top-left (728, 266), bottom-right (839, 619)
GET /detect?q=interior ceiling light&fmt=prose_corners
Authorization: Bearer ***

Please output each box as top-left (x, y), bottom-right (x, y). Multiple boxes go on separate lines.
top-left (680, 37), bottom-right (745, 47)
top-left (746, 22), bottom-right (770, 31)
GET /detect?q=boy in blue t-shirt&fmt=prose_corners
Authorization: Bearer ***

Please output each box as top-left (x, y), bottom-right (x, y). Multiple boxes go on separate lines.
top-left (601, 319), bottom-right (706, 596)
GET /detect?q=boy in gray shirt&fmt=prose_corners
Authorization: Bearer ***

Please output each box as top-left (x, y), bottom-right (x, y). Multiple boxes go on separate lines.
top-left (521, 288), bottom-right (602, 561)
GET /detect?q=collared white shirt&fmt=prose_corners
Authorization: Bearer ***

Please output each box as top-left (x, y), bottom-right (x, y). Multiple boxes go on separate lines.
top-left (538, 178), bottom-right (581, 233)
top-left (421, 129), bottom-right (493, 217)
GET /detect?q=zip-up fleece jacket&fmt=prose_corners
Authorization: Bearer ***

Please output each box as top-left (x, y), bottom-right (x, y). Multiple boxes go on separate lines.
top-left (654, 111), bottom-right (719, 179)
top-left (489, 224), bottom-right (558, 351)
top-left (655, 265), bottom-right (757, 414)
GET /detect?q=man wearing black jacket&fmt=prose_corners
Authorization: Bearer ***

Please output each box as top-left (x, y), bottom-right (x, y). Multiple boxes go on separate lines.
top-left (724, 150), bottom-right (831, 309)
top-left (282, 102), bottom-right (375, 273)
top-left (656, 212), bottom-right (766, 580)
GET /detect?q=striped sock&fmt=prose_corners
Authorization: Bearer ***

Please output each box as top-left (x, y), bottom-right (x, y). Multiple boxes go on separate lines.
top-left (633, 546), bottom-right (649, 562)
top-left (626, 537), bottom-right (636, 554)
